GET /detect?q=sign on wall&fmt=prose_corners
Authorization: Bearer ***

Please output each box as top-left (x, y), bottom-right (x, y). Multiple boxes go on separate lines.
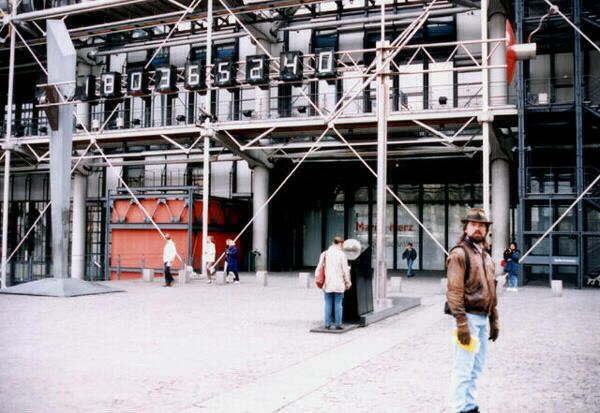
top-left (213, 58), bottom-right (236, 87)
top-left (127, 68), bottom-right (149, 96)
top-left (246, 54), bottom-right (269, 86)
top-left (100, 72), bottom-right (122, 98)
top-left (184, 59), bottom-right (206, 91)
top-left (280, 51), bottom-right (303, 81)
top-left (154, 65), bottom-right (178, 93)
top-left (315, 48), bottom-right (336, 80)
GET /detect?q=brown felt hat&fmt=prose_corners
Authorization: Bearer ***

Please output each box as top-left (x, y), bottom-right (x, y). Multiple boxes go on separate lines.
top-left (461, 207), bottom-right (493, 225)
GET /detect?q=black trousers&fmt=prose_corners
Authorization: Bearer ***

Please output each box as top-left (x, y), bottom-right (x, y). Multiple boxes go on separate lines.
top-left (164, 263), bottom-right (174, 285)
top-left (227, 270), bottom-right (239, 281)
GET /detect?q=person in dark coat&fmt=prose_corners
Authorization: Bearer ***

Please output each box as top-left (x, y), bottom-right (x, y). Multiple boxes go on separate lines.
top-left (401, 242), bottom-right (418, 277)
top-left (503, 242), bottom-right (521, 292)
top-left (225, 239), bottom-right (239, 284)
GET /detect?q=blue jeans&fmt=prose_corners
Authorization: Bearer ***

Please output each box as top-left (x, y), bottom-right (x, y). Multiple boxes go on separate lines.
top-left (450, 313), bottom-right (489, 413)
top-left (324, 292), bottom-right (344, 327)
top-left (407, 259), bottom-right (414, 276)
top-left (508, 272), bottom-right (518, 288)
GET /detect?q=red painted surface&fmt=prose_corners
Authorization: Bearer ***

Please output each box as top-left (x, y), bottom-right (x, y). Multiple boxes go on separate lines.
top-left (506, 20), bottom-right (516, 85)
top-left (110, 198), bottom-right (244, 280)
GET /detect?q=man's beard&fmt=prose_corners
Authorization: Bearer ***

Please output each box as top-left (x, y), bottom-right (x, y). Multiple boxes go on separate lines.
top-left (469, 232), bottom-right (485, 243)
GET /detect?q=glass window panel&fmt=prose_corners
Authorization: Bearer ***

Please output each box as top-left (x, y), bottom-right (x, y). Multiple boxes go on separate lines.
top-left (585, 236), bottom-right (600, 276)
top-left (302, 208), bottom-right (322, 266)
top-left (526, 235), bottom-right (550, 256)
top-left (423, 204), bottom-right (446, 270)
top-left (397, 203), bottom-right (419, 270)
top-left (556, 205), bottom-right (576, 232)
top-left (448, 184), bottom-right (471, 202)
top-left (555, 235), bottom-right (577, 256)
top-left (528, 205), bottom-right (552, 231)
top-left (372, 205), bottom-right (394, 269)
top-left (422, 184), bottom-right (445, 202)
top-left (325, 204), bottom-right (345, 246)
top-left (354, 187), bottom-right (369, 202)
top-left (396, 184), bottom-right (419, 202)
top-left (584, 202), bottom-right (600, 232)
top-left (473, 184), bottom-right (482, 204)
top-left (347, 204), bottom-right (370, 249)
top-left (449, 204), bottom-right (469, 248)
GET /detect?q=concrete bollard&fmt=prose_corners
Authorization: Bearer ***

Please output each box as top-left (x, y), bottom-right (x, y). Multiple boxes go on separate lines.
top-left (216, 271), bottom-right (227, 285)
top-left (551, 280), bottom-right (563, 297)
top-left (256, 271), bottom-right (268, 286)
top-left (440, 278), bottom-right (448, 294)
top-left (178, 267), bottom-right (190, 284)
top-left (142, 268), bottom-right (154, 282)
top-left (496, 275), bottom-right (506, 296)
top-left (390, 277), bottom-right (402, 293)
top-left (298, 272), bottom-right (311, 288)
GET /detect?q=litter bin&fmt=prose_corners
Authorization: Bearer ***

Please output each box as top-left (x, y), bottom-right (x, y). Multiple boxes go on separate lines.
top-left (343, 243), bottom-right (373, 323)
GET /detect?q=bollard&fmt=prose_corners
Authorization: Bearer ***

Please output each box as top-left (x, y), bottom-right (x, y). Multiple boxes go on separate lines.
top-left (440, 277), bottom-right (448, 294)
top-left (142, 268), bottom-right (154, 282)
top-left (496, 274), bottom-right (506, 296)
top-left (551, 280), bottom-right (563, 297)
top-left (390, 276), bottom-right (402, 293)
top-left (298, 272), bottom-right (310, 288)
top-left (178, 266), bottom-right (191, 284)
top-left (216, 271), bottom-right (227, 285)
top-left (256, 271), bottom-right (268, 286)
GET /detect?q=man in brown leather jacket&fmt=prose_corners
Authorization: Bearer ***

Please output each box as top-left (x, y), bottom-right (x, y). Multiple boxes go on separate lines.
top-left (446, 208), bottom-right (499, 413)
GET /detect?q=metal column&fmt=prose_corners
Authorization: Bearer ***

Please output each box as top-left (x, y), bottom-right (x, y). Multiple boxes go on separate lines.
top-left (47, 20), bottom-right (77, 278)
top-left (481, 0), bottom-right (491, 217)
top-left (574, 0), bottom-right (584, 288)
top-left (71, 171), bottom-right (88, 279)
top-left (252, 165), bottom-right (269, 271)
top-left (375, 39), bottom-right (390, 304)
top-left (489, 11), bottom-right (510, 274)
top-left (1, 0), bottom-right (17, 289)
top-left (201, 0), bottom-right (213, 278)
top-left (516, 0), bottom-right (526, 286)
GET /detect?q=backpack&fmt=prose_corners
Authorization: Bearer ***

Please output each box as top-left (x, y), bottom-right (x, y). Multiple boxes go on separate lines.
top-left (444, 245), bottom-right (471, 315)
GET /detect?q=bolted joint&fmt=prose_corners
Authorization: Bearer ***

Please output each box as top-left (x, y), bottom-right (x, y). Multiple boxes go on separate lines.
top-left (477, 113), bottom-right (494, 123)
top-left (1, 142), bottom-right (18, 151)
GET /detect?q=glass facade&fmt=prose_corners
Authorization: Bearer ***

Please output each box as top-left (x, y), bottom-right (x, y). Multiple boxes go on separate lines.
top-left (397, 203), bottom-right (419, 270)
top-left (301, 183), bottom-right (481, 271)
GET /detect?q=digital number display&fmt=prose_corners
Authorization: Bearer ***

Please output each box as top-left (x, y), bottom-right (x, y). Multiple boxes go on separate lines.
top-left (75, 75), bottom-right (96, 101)
top-left (213, 58), bottom-right (236, 87)
top-left (154, 65), bottom-right (177, 93)
top-left (100, 72), bottom-right (122, 98)
top-left (315, 48), bottom-right (336, 78)
top-left (246, 55), bottom-right (269, 85)
top-left (127, 69), bottom-right (148, 95)
top-left (184, 60), bottom-right (206, 90)
top-left (280, 51), bottom-right (303, 81)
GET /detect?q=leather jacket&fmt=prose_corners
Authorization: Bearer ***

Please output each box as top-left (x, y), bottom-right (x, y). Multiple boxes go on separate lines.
top-left (446, 238), bottom-right (497, 322)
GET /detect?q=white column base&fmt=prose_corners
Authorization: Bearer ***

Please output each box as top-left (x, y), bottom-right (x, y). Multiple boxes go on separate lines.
top-left (256, 271), bottom-right (268, 286)
top-left (298, 272), bottom-right (311, 288)
top-left (142, 269), bottom-right (154, 282)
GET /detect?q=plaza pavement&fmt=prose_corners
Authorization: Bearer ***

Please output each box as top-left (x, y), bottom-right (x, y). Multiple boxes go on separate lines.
top-left (0, 271), bottom-right (598, 413)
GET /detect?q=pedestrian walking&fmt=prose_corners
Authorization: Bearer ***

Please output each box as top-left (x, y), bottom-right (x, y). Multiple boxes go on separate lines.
top-left (316, 237), bottom-right (351, 330)
top-left (204, 235), bottom-right (216, 283)
top-left (446, 207), bottom-right (499, 413)
top-left (503, 242), bottom-right (520, 292)
top-left (401, 242), bottom-right (417, 277)
top-left (225, 239), bottom-right (239, 284)
top-left (162, 233), bottom-right (177, 287)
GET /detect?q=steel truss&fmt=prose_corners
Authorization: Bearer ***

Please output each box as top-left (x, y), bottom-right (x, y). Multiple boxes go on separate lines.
top-left (0, 0), bottom-right (535, 289)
